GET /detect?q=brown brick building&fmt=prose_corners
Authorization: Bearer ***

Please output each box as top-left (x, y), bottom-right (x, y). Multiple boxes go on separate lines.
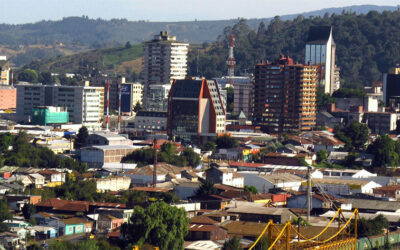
top-left (253, 55), bottom-right (318, 133)
top-left (0, 87), bottom-right (16, 110)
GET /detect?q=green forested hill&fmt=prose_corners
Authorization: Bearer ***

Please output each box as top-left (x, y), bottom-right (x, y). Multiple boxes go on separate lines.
top-left (24, 44), bottom-right (143, 76)
top-left (188, 10), bottom-right (400, 87)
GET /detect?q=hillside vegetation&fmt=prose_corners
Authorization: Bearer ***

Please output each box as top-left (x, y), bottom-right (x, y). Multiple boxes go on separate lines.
top-left (188, 10), bottom-right (400, 87)
top-left (25, 44), bottom-right (143, 76)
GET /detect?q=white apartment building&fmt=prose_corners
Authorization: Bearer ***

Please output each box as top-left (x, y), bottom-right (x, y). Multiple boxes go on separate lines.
top-left (305, 26), bottom-right (337, 94)
top-left (16, 83), bottom-right (104, 128)
top-left (131, 82), bottom-right (143, 106)
top-left (142, 31), bottom-right (189, 108)
top-left (147, 84), bottom-right (170, 111)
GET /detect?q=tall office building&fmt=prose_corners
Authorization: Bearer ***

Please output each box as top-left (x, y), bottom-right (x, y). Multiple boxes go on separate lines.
top-left (383, 66), bottom-right (400, 105)
top-left (16, 83), bottom-right (104, 128)
top-left (167, 78), bottom-right (226, 144)
top-left (253, 55), bottom-right (318, 133)
top-left (305, 26), bottom-right (338, 94)
top-left (142, 31), bottom-right (189, 108)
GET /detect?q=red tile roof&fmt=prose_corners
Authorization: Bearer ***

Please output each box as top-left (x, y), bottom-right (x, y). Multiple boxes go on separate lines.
top-left (188, 224), bottom-right (221, 232)
top-left (214, 184), bottom-right (243, 192)
top-left (130, 187), bottom-right (172, 193)
top-left (373, 185), bottom-right (400, 192)
top-left (190, 215), bottom-right (219, 225)
top-left (228, 162), bottom-right (266, 168)
top-left (35, 198), bottom-right (126, 212)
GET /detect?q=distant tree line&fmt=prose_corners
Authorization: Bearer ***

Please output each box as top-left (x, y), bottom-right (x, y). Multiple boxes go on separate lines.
top-left (0, 132), bottom-right (87, 172)
top-left (189, 10), bottom-right (400, 86)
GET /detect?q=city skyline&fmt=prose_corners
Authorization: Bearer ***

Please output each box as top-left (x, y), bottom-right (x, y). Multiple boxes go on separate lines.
top-left (1, 0), bottom-right (399, 24)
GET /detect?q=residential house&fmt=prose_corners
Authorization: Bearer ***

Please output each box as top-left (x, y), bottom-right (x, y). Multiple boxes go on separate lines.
top-left (344, 198), bottom-right (400, 213)
top-left (205, 167), bottom-right (244, 188)
top-left (95, 208), bottom-right (134, 223)
top-left (373, 185), bottom-right (400, 200)
top-left (35, 198), bottom-right (127, 215)
top-left (320, 168), bottom-right (377, 178)
top-left (171, 203), bottom-right (201, 218)
top-left (226, 202), bottom-right (297, 223)
top-left (97, 214), bottom-right (124, 232)
top-left (28, 226), bottom-right (57, 240)
top-left (186, 224), bottom-right (228, 241)
top-left (61, 218), bottom-right (85, 236)
top-left (9, 227), bottom-right (29, 240)
top-left (28, 174), bottom-right (45, 188)
top-left (0, 232), bottom-right (24, 250)
top-left (123, 163), bottom-right (190, 186)
top-left (301, 131), bottom-right (345, 153)
top-left (38, 170), bottom-right (66, 187)
top-left (0, 166), bottom-right (19, 179)
top-left (240, 173), bottom-right (304, 193)
top-left (0, 184), bottom-right (11, 194)
top-left (86, 132), bottom-right (133, 146)
top-left (213, 148), bottom-right (241, 161)
top-left (96, 176), bottom-right (131, 192)
top-left (303, 178), bottom-right (381, 195)
top-left (7, 174), bottom-right (33, 187)
top-left (174, 181), bottom-right (201, 200)
top-left (286, 193), bottom-right (341, 212)
top-left (3, 220), bottom-right (29, 228)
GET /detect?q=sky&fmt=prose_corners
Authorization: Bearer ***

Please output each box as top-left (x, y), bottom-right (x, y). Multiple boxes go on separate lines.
top-left (1, 0), bottom-right (399, 24)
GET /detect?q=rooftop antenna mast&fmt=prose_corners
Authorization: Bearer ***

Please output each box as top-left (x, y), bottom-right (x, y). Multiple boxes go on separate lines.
top-left (226, 34), bottom-right (235, 86)
top-left (106, 80), bottom-right (110, 131)
top-left (153, 138), bottom-right (158, 187)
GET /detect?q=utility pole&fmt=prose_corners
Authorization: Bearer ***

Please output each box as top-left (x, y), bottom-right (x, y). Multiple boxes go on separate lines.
top-left (307, 166), bottom-right (312, 223)
top-left (153, 138), bottom-right (157, 187)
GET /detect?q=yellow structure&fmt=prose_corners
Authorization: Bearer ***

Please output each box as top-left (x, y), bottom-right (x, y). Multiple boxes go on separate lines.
top-left (249, 207), bottom-right (359, 250)
top-left (388, 67), bottom-right (400, 75)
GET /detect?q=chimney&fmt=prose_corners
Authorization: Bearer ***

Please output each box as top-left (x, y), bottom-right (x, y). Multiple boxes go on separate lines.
top-left (328, 103), bottom-right (336, 112)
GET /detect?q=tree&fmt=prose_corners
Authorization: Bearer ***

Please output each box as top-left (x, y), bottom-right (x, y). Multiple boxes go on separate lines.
top-left (125, 41), bottom-right (132, 49)
top-left (254, 236), bottom-right (268, 250)
top-left (38, 72), bottom-right (54, 85)
top-left (332, 88), bottom-right (365, 98)
top-left (216, 135), bottom-right (238, 149)
top-left (0, 199), bottom-right (12, 232)
top-left (316, 150), bottom-right (328, 163)
top-left (223, 236), bottom-right (243, 250)
top-left (202, 141), bottom-right (217, 152)
top-left (335, 121), bottom-right (369, 151)
top-left (181, 148), bottom-right (201, 167)
top-left (133, 101), bottom-right (142, 113)
top-left (18, 69), bottom-right (39, 83)
top-left (22, 203), bottom-right (36, 220)
top-left (75, 126), bottom-right (89, 149)
top-left (291, 217), bottom-right (311, 226)
top-left (244, 185), bottom-right (258, 194)
top-left (367, 135), bottom-right (398, 168)
top-left (121, 202), bottom-right (189, 249)
top-left (357, 214), bottom-right (388, 237)
top-left (316, 89), bottom-right (335, 109)
top-left (195, 179), bottom-right (217, 197)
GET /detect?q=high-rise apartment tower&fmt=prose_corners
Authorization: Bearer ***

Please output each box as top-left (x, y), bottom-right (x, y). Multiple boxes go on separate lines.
top-left (253, 55), bottom-right (318, 133)
top-left (142, 31), bottom-right (189, 108)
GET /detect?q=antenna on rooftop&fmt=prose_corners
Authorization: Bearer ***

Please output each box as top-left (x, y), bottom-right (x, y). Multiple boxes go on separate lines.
top-left (106, 80), bottom-right (110, 131)
top-left (226, 34), bottom-right (235, 86)
top-left (153, 138), bottom-right (158, 188)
